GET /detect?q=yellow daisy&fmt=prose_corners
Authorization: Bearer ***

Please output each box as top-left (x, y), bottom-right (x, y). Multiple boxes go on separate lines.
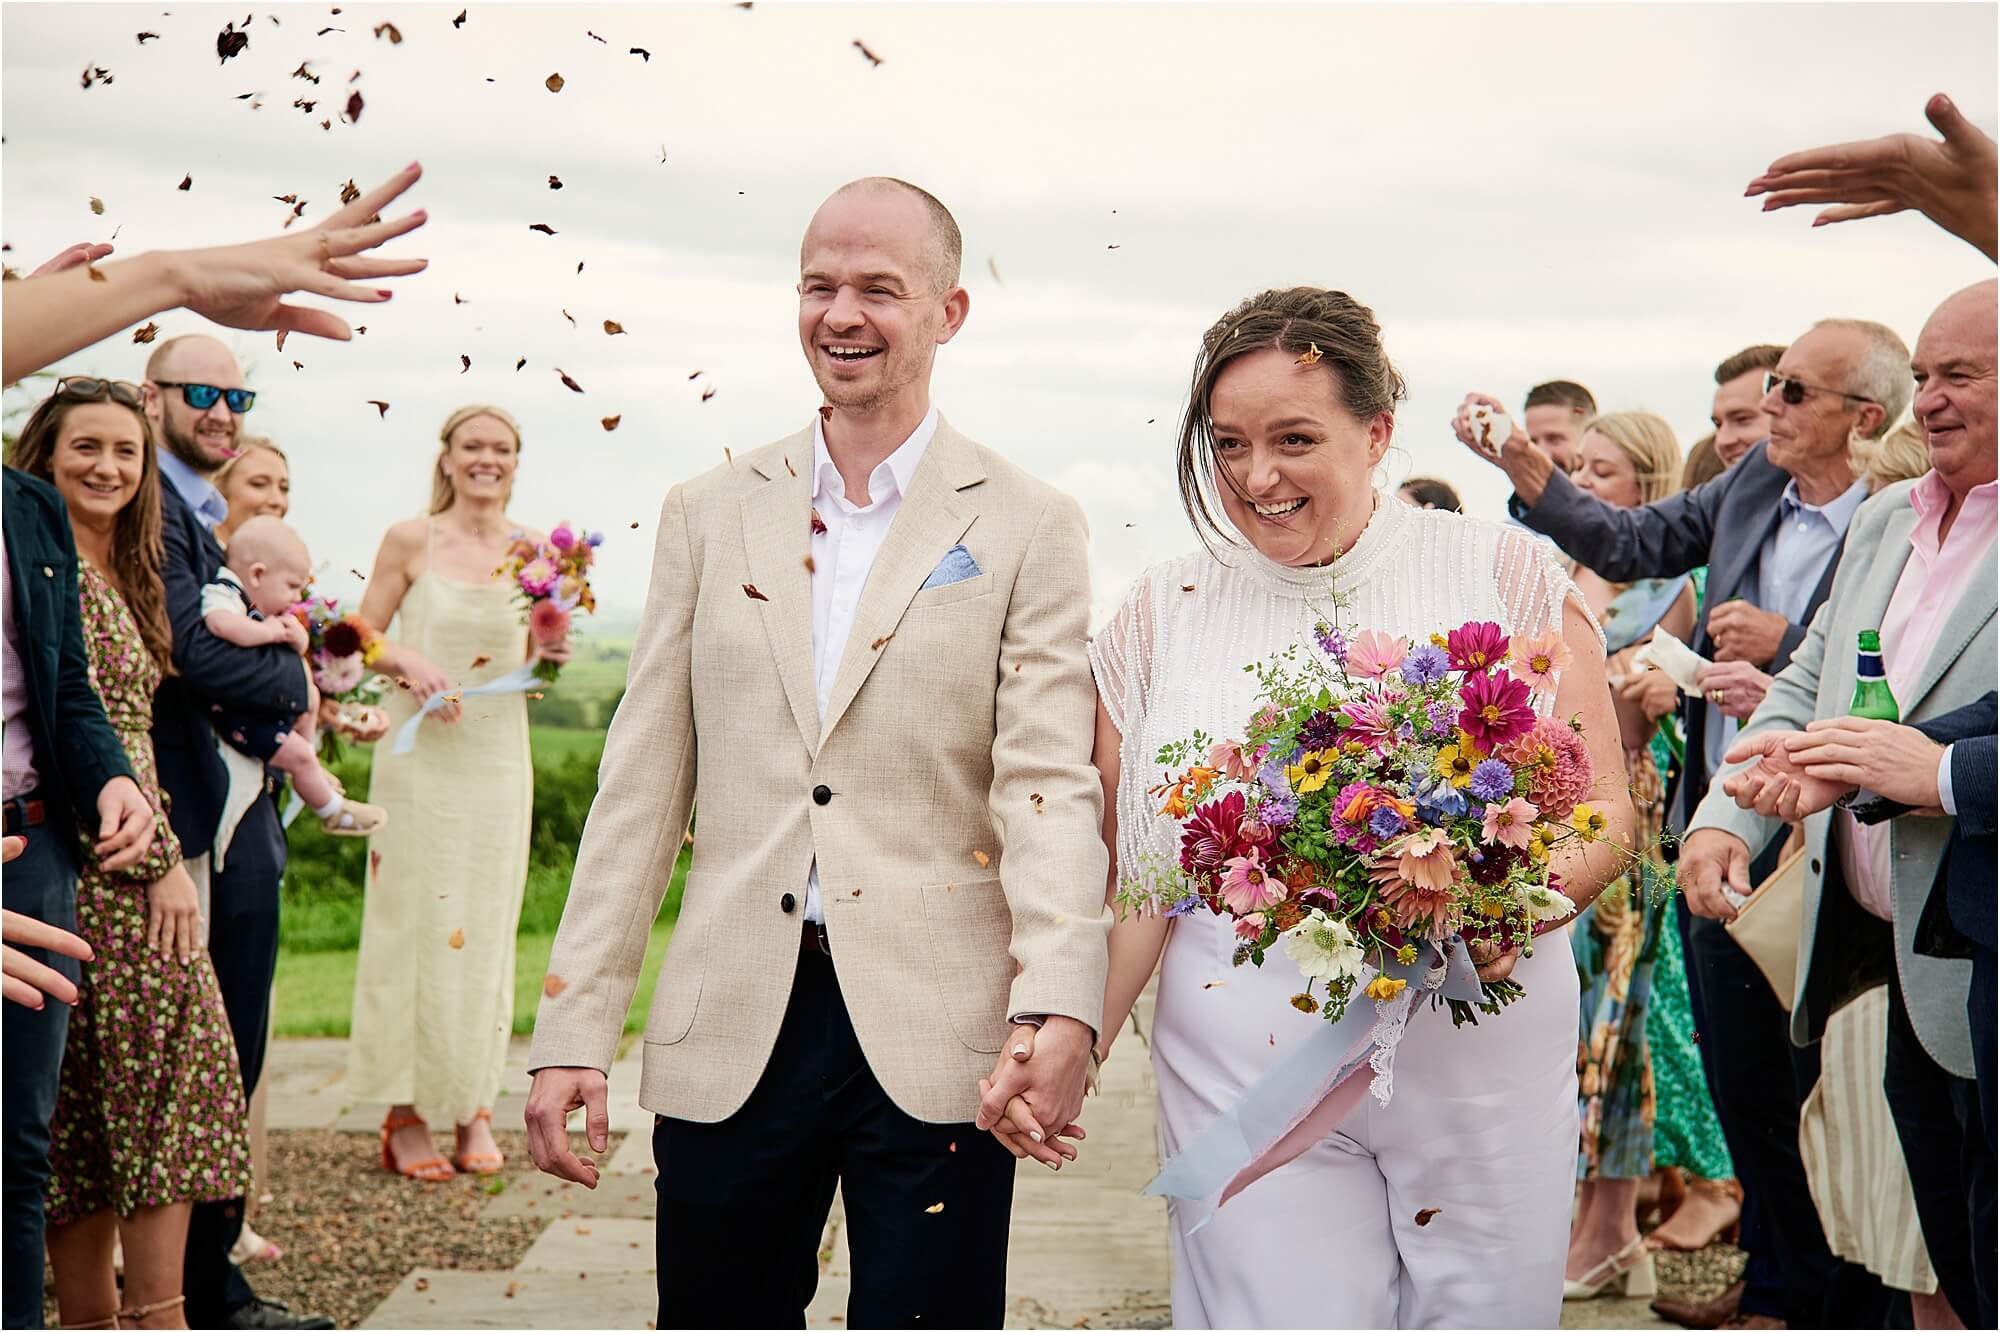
top-left (1433, 743), bottom-right (1477, 789)
top-left (1287, 749), bottom-right (1336, 794)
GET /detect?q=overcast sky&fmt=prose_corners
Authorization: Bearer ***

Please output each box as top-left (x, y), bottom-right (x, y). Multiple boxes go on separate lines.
top-left (4, 1), bottom-right (1995, 627)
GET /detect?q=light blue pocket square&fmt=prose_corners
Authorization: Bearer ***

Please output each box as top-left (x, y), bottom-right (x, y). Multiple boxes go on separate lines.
top-left (920, 545), bottom-right (982, 590)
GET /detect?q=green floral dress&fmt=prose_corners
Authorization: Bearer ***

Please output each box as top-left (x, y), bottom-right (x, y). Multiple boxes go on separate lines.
top-left (44, 562), bottom-right (254, 1222)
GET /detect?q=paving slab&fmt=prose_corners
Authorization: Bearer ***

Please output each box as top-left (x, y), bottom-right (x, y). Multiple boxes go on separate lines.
top-left (517, 1216), bottom-right (656, 1274)
top-left (1560, 1295), bottom-right (1676, 1329)
top-left (483, 1175), bottom-right (656, 1220)
top-left (360, 1269), bottom-right (655, 1329)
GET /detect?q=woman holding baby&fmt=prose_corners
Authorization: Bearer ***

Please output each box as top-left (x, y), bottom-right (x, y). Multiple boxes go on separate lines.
top-left (8, 378), bottom-right (252, 1329)
top-left (347, 405), bottom-right (568, 1182)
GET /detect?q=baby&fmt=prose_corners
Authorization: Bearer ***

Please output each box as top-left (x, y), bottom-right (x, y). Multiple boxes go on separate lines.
top-left (202, 516), bottom-right (387, 838)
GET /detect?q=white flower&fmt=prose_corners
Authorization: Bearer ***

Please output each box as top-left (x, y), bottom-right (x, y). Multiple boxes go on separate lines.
top-left (1283, 909), bottom-right (1364, 984)
top-left (1521, 883), bottom-right (1577, 922)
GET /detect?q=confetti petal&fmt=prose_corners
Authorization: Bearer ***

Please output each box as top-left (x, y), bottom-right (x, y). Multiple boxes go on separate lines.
top-left (516, 357), bottom-right (527, 371)
top-left (216, 21), bottom-right (249, 62)
top-left (548, 174), bottom-right (563, 190)
top-left (600, 415), bottom-right (621, 431)
top-left (543, 973), bottom-right (568, 997)
top-left (89, 196), bottom-right (105, 216)
top-left (177, 175), bottom-right (193, 191)
top-left (1415, 1207), bottom-right (1442, 1227)
top-left (1296, 343), bottom-right (1324, 366)
top-left (132, 322), bottom-right (159, 343)
top-left (924, 1202), bottom-right (944, 1214)
top-left (630, 46), bottom-right (651, 60)
top-left (555, 368), bottom-right (584, 393)
top-left (972, 850), bottom-right (991, 868)
top-left (545, 72), bottom-right (565, 92)
top-left (870, 634), bottom-right (894, 651)
top-left (367, 400), bottom-right (390, 417)
top-left (602, 320), bottom-right (625, 335)
top-left (742, 584), bottom-right (768, 602)
top-left (460, 354), bottom-right (471, 373)
top-left (345, 89), bottom-right (363, 122)
top-left (448, 927), bottom-right (465, 949)
top-left (373, 21), bottom-right (402, 42)
top-left (853, 38), bottom-right (883, 66)
top-left (529, 223), bottom-right (558, 236)
top-left (453, 9), bottom-right (466, 28)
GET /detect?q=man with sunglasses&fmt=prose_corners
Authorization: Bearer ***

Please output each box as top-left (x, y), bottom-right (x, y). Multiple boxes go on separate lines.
top-left (141, 336), bottom-right (329, 1331)
top-left (1453, 319), bottom-right (1911, 1330)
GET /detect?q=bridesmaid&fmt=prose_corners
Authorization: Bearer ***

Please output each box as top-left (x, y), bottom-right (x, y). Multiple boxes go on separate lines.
top-left (12, 378), bottom-right (253, 1330)
top-left (347, 405), bottom-right (566, 1181)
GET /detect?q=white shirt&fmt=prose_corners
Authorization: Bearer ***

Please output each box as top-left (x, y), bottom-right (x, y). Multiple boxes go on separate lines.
top-left (801, 406), bottom-right (939, 922)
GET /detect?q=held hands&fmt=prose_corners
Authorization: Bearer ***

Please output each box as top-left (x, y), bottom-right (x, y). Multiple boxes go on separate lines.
top-left (94, 776), bottom-right (156, 873)
top-left (1745, 93), bottom-right (1999, 262)
top-left (146, 862), bottom-right (203, 966)
top-left (1706, 600), bottom-right (1788, 666)
top-left (169, 163), bottom-right (431, 345)
top-left (1678, 827), bottom-right (1754, 922)
top-left (1696, 659), bottom-right (1775, 721)
top-left (1722, 731), bottom-right (1849, 821)
top-left (524, 1066), bottom-right (611, 1188)
top-left (975, 1017), bottom-right (1094, 1171)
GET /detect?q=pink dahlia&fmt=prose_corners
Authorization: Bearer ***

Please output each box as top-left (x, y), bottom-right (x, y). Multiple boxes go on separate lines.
top-left (1502, 716), bottom-right (1594, 815)
top-left (1447, 620), bottom-right (1510, 674)
top-left (1458, 669), bottom-right (1536, 754)
top-left (1339, 695), bottom-right (1396, 754)
top-left (1219, 850), bottom-right (1287, 914)
top-left (1179, 790), bottom-right (1248, 876)
top-left (529, 598), bottom-right (572, 644)
top-left (1371, 856), bottom-right (1455, 940)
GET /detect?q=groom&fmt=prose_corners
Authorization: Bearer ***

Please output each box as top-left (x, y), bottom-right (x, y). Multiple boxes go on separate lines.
top-left (525, 177), bottom-right (1111, 1327)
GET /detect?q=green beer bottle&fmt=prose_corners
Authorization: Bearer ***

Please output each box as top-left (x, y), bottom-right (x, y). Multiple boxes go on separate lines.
top-left (1849, 630), bottom-right (1900, 722)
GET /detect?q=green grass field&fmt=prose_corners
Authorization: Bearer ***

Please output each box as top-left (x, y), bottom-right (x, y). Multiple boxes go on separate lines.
top-left (272, 917), bottom-right (676, 1038)
top-left (529, 725), bottom-right (607, 766)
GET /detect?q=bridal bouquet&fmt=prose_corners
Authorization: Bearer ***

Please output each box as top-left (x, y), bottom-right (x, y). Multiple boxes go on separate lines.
top-left (287, 593), bottom-right (389, 759)
top-left (1122, 618), bottom-right (1605, 1027)
top-left (495, 522), bottom-right (601, 683)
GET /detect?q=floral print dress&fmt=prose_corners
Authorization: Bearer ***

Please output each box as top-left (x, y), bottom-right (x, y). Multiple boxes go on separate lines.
top-left (44, 562), bottom-right (253, 1223)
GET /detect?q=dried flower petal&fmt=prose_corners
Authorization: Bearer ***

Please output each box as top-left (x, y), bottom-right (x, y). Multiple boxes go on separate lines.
top-left (972, 849), bottom-right (990, 868)
top-left (132, 322), bottom-right (159, 343)
top-left (630, 46), bottom-right (650, 60)
top-left (447, 927), bottom-right (465, 949)
top-left (545, 72), bottom-right (564, 92)
top-left (600, 416), bottom-right (620, 431)
top-left (742, 584), bottom-right (768, 602)
top-left (1415, 1207), bottom-right (1442, 1227)
top-left (89, 196), bottom-right (105, 216)
top-left (1296, 343), bottom-right (1324, 365)
top-left (603, 319), bottom-right (625, 335)
top-left (340, 178), bottom-right (359, 203)
top-left (853, 38), bottom-right (883, 65)
top-left (344, 89), bottom-right (362, 122)
top-left (453, 9), bottom-right (466, 28)
top-left (554, 368), bottom-right (584, 393)
top-left (367, 400), bottom-right (390, 417)
top-left (543, 973), bottom-right (568, 997)
top-left (548, 174), bottom-right (563, 190)
top-left (216, 21), bottom-right (249, 62)
top-left (373, 21), bottom-right (402, 42)
top-left (460, 354), bottom-right (471, 373)
top-left (177, 175), bottom-right (192, 191)
top-left (529, 223), bottom-right (558, 236)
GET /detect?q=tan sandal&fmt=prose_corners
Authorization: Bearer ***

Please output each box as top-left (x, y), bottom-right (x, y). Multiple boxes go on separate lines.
top-left (451, 1108), bottom-right (504, 1175)
top-left (381, 1111), bottom-right (455, 1182)
top-left (118, 1294), bottom-right (184, 1328)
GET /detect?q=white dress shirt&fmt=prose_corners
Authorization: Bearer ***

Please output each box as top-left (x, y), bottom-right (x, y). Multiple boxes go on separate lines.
top-left (801, 406), bottom-right (939, 923)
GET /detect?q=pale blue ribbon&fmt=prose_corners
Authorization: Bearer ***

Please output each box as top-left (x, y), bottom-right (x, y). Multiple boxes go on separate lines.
top-left (1143, 933), bottom-right (1485, 1208)
top-left (390, 660), bottom-right (545, 756)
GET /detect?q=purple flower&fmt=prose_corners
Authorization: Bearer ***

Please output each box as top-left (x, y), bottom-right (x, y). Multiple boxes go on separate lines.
top-left (1260, 791), bottom-right (1298, 830)
top-left (1368, 805), bottom-right (1407, 840)
top-left (1314, 622), bottom-right (1348, 664)
top-left (1400, 644), bottom-right (1450, 686)
top-left (1425, 698), bottom-right (1459, 738)
top-left (1258, 762), bottom-right (1291, 799)
top-left (1468, 758), bottom-right (1516, 803)
top-left (1165, 895), bottom-right (1200, 919)
top-left (1298, 709), bottom-right (1342, 752)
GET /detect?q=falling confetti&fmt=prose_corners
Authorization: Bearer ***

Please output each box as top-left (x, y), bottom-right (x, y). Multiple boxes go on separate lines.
top-left (177, 174), bottom-right (192, 190)
top-left (292, 60), bottom-right (319, 83)
top-left (85, 264), bottom-right (107, 283)
top-left (543, 973), bottom-right (568, 997)
top-left (345, 88), bottom-right (362, 121)
top-left (742, 584), bottom-right (768, 602)
top-left (515, 357), bottom-right (526, 371)
top-left (453, 9), bottom-right (466, 27)
top-left (216, 20), bottom-right (249, 62)
top-left (586, 30), bottom-right (606, 43)
top-left (373, 21), bottom-right (402, 42)
top-left (366, 400), bottom-right (390, 417)
top-left (600, 415), bottom-right (621, 431)
top-left (871, 634), bottom-right (894, 651)
top-left (548, 174), bottom-right (563, 190)
top-left (1202, 980), bottom-right (1226, 990)
top-left (89, 196), bottom-right (105, 215)
top-left (700, 385), bottom-right (717, 402)
top-left (555, 368), bottom-right (584, 393)
top-left (136, 31), bottom-right (160, 43)
top-left (529, 222), bottom-right (558, 236)
top-left (852, 38), bottom-right (883, 65)
top-left (291, 361), bottom-right (303, 370)
top-left (453, 292), bottom-right (467, 304)
top-left (603, 320), bottom-right (625, 335)
top-left (460, 354), bottom-right (471, 373)
top-left (1296, 343), bottom-right (1324, 366)
top-left (447, 927), bottom-right (465, 949)
top-left (560, 308), bottom-right (576, 327)
top-left (987, 256), bottom-right (1002, 284)
top-left (339, 178), bottom-right (360, 203)
top-left (1029, 793), bottom-right (1044, 812)
top-left (803, 555), bottom-right (815, 573)
top-left (924, 1202), bottom-right (944, 1214)
top-left (1181, 584), bottom-right (1197, 592)
top-left (1415, 1207), bottom-right (1442, 1227)
top-left (629, 46), bottom-right (650, 60)
top-left (545, 72), bottom-right (565, 92)
top-left (132, 322), bottom-right (159, 343)
top-left (972, 850), bottom-right (991, 868)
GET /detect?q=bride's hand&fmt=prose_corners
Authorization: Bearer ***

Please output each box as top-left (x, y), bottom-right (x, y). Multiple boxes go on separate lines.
top-left (1467, 936), bottom-right (1519, 985)
top-left (976, 1078), bottom-right (1083, 1165)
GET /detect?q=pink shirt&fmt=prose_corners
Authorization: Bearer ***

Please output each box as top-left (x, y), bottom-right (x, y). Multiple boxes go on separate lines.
top-left (1838, 471), bottom-right (1998, 919)
top-left (1, 541), bottom-right (37, 800)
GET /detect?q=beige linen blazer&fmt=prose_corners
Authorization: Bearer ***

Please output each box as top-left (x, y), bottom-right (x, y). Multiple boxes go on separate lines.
top-left (527, 416), bottom-right (1112, 1124)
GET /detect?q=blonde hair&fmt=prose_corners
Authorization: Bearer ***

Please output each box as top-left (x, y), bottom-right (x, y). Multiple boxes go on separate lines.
top-left (1864, 418), bottom-right (1931, 492)
top-left (1579, 411), bottom-right (1683, 506)
top-left (214, 437), bottom-right (290, 489)
top-left (1681, 432), bottom-right (1725, 491)
top-left (430, 405), bottom-right (523, 515)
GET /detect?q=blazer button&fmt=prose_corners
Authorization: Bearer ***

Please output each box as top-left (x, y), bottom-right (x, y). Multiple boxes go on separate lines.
top-left (1810, 858), bottom-right (1822, 875)
top-left (780, 892), bottom-right (797, 914)
top-left (812, 785), bottom-right (833, 806)
top-left (41, 566), bottom-right (53, 578)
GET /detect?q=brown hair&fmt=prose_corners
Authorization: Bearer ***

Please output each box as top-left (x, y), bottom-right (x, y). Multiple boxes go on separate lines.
top-left (1176, 287), bottom-right (1406, 550)
top-left (430, 405), bottom-right (523, 515)
top-left (1578, 410), bottom-right (1683, 506)
top-left (1714, 344), bottom-right (1785, 386)
top-left (7, 388), bottom-right (174, 675)
top-left (1681, 432), bottom-right (1725, 491)
top-left (1523, 380), bottom-right (1596, 417)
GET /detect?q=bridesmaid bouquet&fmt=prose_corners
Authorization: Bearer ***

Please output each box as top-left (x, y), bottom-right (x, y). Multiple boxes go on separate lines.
top-left (287, 593), bottom-right (390, 759)
top-left (1122, 618), bottom-right (1606, 1028)
top-left (496, 521), bottom-right (602, 683)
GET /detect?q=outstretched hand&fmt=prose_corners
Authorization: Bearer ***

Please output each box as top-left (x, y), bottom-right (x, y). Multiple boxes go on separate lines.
top-left (1746, 92), bottom-right (1999, 261)
top-left (173, 162), bottom-right (431, 344)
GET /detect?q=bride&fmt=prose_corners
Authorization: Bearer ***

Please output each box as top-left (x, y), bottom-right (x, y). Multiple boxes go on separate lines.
top-left (995, 287), bottom-right (1632, 1326)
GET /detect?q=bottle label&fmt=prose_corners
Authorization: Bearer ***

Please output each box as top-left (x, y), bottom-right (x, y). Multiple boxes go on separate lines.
top-left (1855, 652), bottom-right (1886, 680)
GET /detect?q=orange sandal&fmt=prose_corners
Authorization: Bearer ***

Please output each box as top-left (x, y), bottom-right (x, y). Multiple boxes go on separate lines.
top-left (381, 1112), bottom-right (455, 1182)
top-left (452, 1109), bottom-right (504, 1175)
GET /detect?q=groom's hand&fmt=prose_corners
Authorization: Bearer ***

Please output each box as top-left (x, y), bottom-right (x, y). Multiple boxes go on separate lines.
top-left (525, 1066), bottom-right (610, 1188)
top-left (976, 1016), bottom-right (1092, 1165)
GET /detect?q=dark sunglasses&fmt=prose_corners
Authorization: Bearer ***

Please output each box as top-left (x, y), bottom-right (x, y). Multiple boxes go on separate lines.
top-left (1763, 371), bottom-right (1877, 408)
top-left (53, 377), bottom-right (145, 409)
top-left (152, 380), bottom-right (257, 414)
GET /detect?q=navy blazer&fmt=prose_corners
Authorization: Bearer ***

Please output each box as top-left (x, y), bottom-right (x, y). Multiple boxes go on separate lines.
top-left (1511, 442), bottom-right (1843, 834)
top-left (149, 477), bottom-right (310, 860)
top-left (1880, 692), bottom-right (1999, 957)
top-left (1, 467), bottom-right (135, 855)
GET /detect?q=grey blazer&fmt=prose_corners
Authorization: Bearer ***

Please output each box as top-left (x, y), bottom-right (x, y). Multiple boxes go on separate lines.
top-left (1687, 480), bottom-right (1997, 1078)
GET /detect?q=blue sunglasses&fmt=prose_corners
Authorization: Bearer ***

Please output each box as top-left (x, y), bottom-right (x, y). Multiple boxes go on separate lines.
top-left (152, 380), bottom-right (256, 414)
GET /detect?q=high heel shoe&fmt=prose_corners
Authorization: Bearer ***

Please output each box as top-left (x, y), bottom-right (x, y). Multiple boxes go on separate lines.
top-left (1563, 1235), bottom-right (1657, 1300)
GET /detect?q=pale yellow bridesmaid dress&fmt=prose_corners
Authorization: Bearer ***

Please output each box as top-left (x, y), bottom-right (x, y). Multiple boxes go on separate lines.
top-left (347, 519), bottom-right (534, 1125)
